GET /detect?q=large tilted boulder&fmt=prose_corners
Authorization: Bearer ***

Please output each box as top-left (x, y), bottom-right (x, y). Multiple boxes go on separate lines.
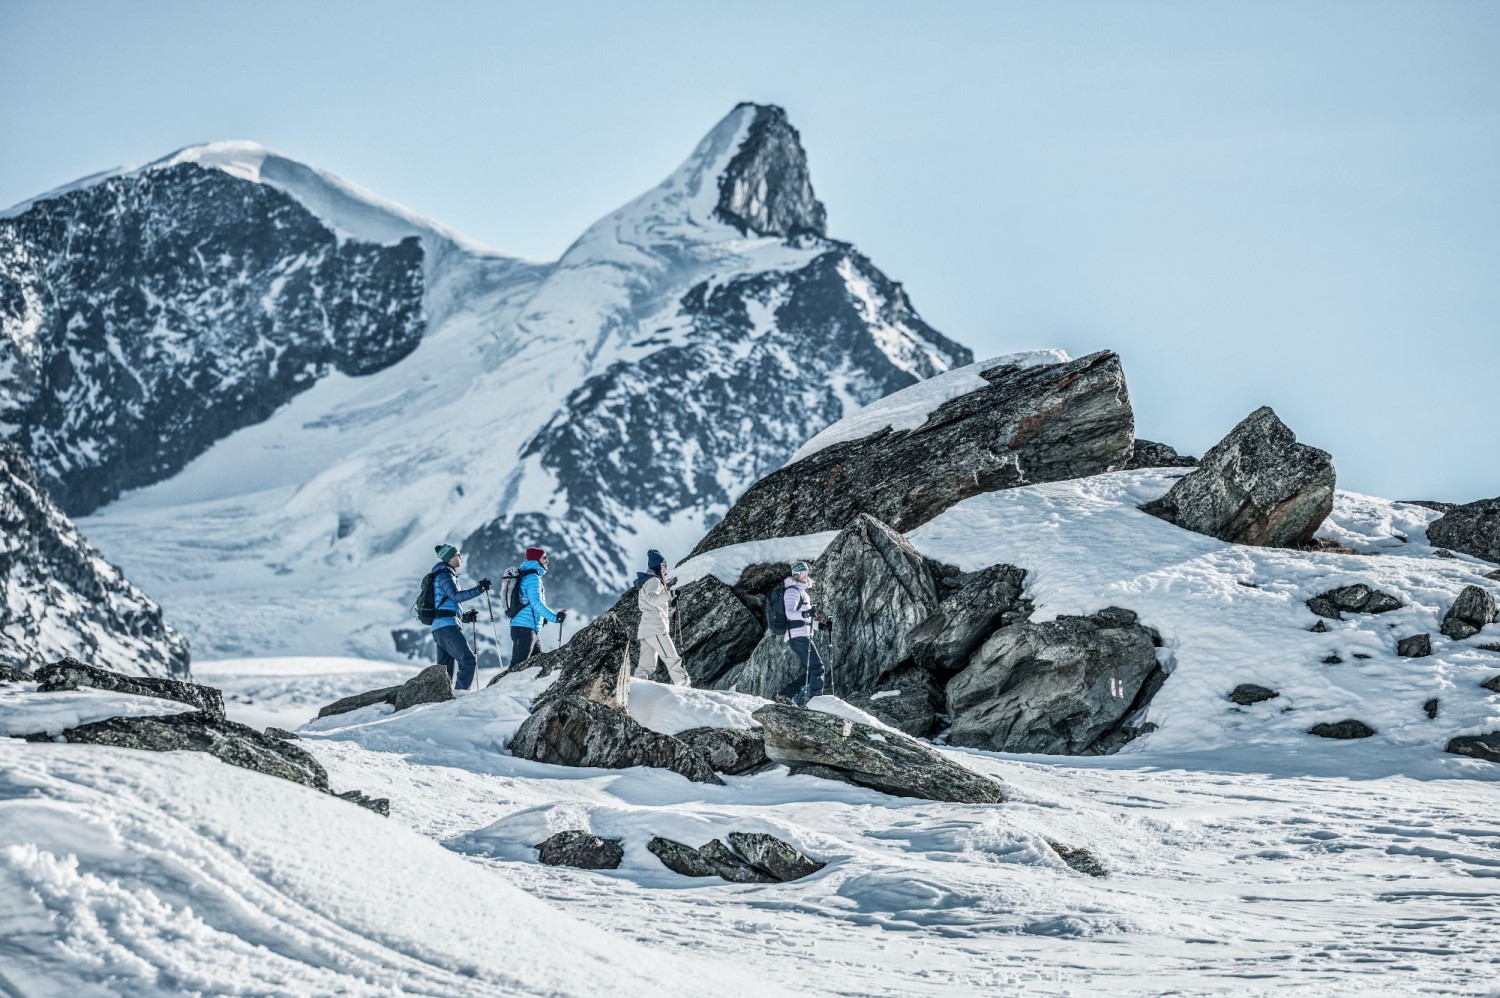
top-left (945, 607), bottom-right (1164, 755)
top-left (318, 664), bottom-right (455, 718)
top-left (674, 576), bottom-right (764, 686)
top-left (817, 515), bottom-right (940, 696)
top-left (1440, 585), bottom-right (1497, 641)
top-left (1426, 497), bottom-right (1500, 564)
top-left (690, 350), bottom-right (1135, 556)
top-left (909, 562), bottom-right (1030, 675)
top-left (34, 657), bottom-right (225, 720)
top-left (32, 712), bottom-right (330, 790)
top-left (673, 726), bottom-right (768, 774)
top-left (1140, 406), bottom-right (1335, 548)
top-left (509, 695), bottom-right (723, 785)
top-left (753, 703), bottom-right (1003, 804)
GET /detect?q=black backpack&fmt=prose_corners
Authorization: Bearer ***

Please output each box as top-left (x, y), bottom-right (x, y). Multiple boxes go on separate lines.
top-left (764, 584), bottom-right (791, 636)
top-left (502, 567), bottom-right (537, 619)
top-left (412, 571), bottom-right (440, 625)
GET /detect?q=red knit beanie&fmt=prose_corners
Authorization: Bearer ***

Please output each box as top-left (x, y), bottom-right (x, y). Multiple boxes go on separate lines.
top-left (525, 546), bottom-right (546, 561)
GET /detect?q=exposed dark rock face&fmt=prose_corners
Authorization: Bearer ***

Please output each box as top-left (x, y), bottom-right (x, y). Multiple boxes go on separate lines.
top-left (1445, 733), bottom-right (1500, 763)
top-left (463, 239), bottom-right (970, 616)
top-left (843, 666), bottom-right (944, 739)
top-left (1485, 569), bottom-right (1500, 582)
top-left (725, 831), bottom-right (826, 882)
top-left (690, 350), bottom-right (1135, 557)
top-left (673, 726), bottom-right (768, 775)
top-left (1049, 842), bottom-right (1107, 877)
top-left (38, 712), bottom-right (330, 790)
top-left (1305, 584), bottom-right (1402, 621)
top-left (697, 839), bottom-right (778, 883)
top-left (535, 830), bottom-right (624, 870)
top-left (674, 575), bottom-right (763, 687)
top-left (1308, 719), bottom-right (1375, 739)
top-left (1397, 634), bottom-right (1432, 658)
top-left (317, 664), bottom-right (454, 719)
top-left (647, 837), bottom-right (721, 878)
top-left (0, 662), bottom-right (25, 684)
top-left (816, 515), bottom-right (939, 696)
top-left (335, 790), bottom-right (390, 816)
top-left (265, 727), bottom-right (300, 741)
top-left (1424, 698), bottom-right (1440, 720)
top-left (1, 163), bottom-right (425, 515)
top-left (1125, 440), bottom-right (1198, 470)
top-left (1426, 497), bottom-right (1500, 564)
top-left (0, 443), bottom-right (189, 678)
top-left (509, 695), bottom-right (722, 785)
top-left (714, 104), bottom-right (827, 238)
top-left (909, 563), bottom-right (1030, 675)
top-left (945, 608), bottom-right (1164, 755)
top-left (1228, 684), bottom-right (1279, 706)
top-left (34, 658), bottom-right (223, 719)
top-left (1440, 585), bottom-right (1497, 640)
top-left (753, 703), bottom-right (1003, 803)
top-left (1481, 675), bottom-right (1500, 694)
top-left (1140, 406), bottom-right (1334, 548)
top-left (707, 631), bottom-right (805, 701)
top-left (509, 587), bottom-right (636, 711)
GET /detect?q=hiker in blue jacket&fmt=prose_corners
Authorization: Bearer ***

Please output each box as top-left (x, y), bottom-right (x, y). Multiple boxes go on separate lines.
top-left (509, 545), bottom-right (568, 669)
top-left (430, 542), bottom-right (489, 690)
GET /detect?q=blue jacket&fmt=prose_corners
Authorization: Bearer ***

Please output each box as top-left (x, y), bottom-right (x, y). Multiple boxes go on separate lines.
top-left (430, 563), bottom-right (483, 632)
top-left (510, 559), bottom-right (560, 631)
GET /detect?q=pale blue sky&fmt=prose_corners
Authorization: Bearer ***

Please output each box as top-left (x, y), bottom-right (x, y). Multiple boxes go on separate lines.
top-left (3, 1), bottom-right (1496, 501)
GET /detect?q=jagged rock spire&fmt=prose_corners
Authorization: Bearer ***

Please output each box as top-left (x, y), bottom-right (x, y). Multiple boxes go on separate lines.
top-left (714, 104), bottom-right (827, 238)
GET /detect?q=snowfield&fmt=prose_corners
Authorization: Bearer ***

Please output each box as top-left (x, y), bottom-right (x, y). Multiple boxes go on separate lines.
top-left (6, 471), bottom-right (1498, 994)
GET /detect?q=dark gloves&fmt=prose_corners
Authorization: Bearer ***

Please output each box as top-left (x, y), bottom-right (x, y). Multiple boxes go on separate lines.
top-left (462, 609), bottom-right (479, 623)
top-left (478, 578), bottom-right (492, 593)
top-left (556, 609), bottom-right (569, 623)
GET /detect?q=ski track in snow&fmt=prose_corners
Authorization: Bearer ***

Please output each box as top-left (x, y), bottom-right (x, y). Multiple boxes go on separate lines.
top-left (9, 471), bottom-right (1499, 994)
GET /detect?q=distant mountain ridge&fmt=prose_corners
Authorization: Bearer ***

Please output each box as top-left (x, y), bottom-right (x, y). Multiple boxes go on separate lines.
top-left (2, 103), bottom-right (970, 659)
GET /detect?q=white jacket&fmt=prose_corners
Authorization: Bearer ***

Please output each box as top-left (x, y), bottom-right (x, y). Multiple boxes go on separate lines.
top-left (637, 576), bottom-right (673, 639)
top-left (782, 577), bottom-right (819, 642)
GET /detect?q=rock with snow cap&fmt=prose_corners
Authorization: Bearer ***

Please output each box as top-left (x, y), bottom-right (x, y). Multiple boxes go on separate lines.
top-left (509, 695), bottom-right (723, 786)
top-left (1140, 406), bottom-right (1335, 548)
top-left (33, 658), bottom-right (223, 719)
top-left (1441, 585), bottom-right (1497, 640)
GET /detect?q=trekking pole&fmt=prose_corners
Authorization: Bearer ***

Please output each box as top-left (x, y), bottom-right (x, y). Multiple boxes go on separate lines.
top-left (484, 591), bottom-right (502, 687)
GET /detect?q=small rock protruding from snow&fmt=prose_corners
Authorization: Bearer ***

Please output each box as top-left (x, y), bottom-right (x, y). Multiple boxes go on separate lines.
top-left (1306, 584), bottom-right (1402, 621)
top-left (725, 831), bottom-right (826, 882)
top-left (1140, 406), bottom-right (1335, 549)
top-left (1308, 719), bottom-right (1376, 740)
top-left (1423, 698), bottom-right (1440, 719)
top-left (535, 830), bottom-right (625, 870)
top-left (1228, 684), bottom-right (1280, 706)
top-left (1048, 842), bottom-right (1108, 878)
top-left (1480, 675), bottom-right (1500, 694)
top-left (1445, 732), bottom-right (1500, 763)
top-left (317, 663), bottom-right (454, 718)
top-left (1397, 634), bottom-right (1433, 659)
top-left (1440, 585), bottom-right (1497, 640)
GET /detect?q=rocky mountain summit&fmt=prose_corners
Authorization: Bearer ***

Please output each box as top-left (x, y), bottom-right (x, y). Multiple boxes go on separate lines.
top-left (0, 442), bottom-right (187, 677)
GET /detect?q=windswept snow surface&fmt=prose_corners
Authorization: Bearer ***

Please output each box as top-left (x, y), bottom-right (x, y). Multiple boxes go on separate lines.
top-left (785, 349), bottom-right (1071, 465)
top-left (0, 741), bottom-right (753, 997)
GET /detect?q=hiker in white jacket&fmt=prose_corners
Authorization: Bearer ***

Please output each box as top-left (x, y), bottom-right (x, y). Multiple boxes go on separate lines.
top-left (776, 560), bottom-right (829, 706)
top-left (632, 549), bottom-right (690, 686)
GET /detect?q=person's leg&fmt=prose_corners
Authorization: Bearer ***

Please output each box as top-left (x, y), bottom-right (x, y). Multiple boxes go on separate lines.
top-left (633, 636), bottom-right (659, 680)
top-left (652, 634), bottom-right (690, 686)
top-left (801, 638), bottom-right (826, 704)
top-left (454, 638), bottom-right (478, 691)
top-left (509, 626), bottom-right (535, 670)
top-left (435, 631), bottom-right (455, 683)
top-left (777, 637), bottom-right (812, 702)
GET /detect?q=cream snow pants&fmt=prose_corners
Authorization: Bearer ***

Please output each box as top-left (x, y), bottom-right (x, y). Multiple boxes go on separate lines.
top-left (634, 634), bottom-right (690, 685)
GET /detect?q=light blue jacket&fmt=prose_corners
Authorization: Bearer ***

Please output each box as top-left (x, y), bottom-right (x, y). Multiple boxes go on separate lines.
top-left (430, 563), bottom-right (482, 632)
top-left (510, 559), bottom-right (560, 631)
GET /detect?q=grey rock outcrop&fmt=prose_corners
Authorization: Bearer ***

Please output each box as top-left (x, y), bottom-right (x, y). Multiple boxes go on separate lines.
top-left (1140, 406), bottom-right (1334, 548)
top-left (509, 695), bottom-right (723, 786)
top-left (265, 727), bottom-right (301, 741)
top-left (909, 562), bottom-right (1030, 675)
top-left (1049, 842), bottom-right (1107, 877)
top-left (673, 726), bottom-right (768, 775)
top-left (1445, 732), bottom-right (1500, 763)
top-left (0, 662), bottom-right (26, 684)
top-left (843, 666), bottom-right (944, 738)
top-left (697, 839), bottom-right (778, 883)
top-left (714, 103), bottom-right (827, 238)
top-left (1480, 675), bottom-right (1500, 694)
top-left (1305, 584), bottom-right (1402, 620)
top-left (1397, 634), bottom-right (1432, 658)
top-left (1228, 684), bottom-right (1279, 705)
top-left (647, 837), bottom-right (722, 878)
top-left (691, 350), bottom-right (1135, 556)
top-left (725, 831), bottom-right (826, 882)
top-left (1124, 440), bottom-right (1198, 470)
top-left (1308, 719), bottom-right (1375, 739)
top-left (817, 515), bottom-right (940, 696)
top-left (674, 575), bottom-right (764, 687)
top-left (535, 830), bottom-right (625, 870)
top-left (318, 664), bottom-right (454, 718)
top-left (1426, 497), bottom-right (1500, 564)
top-left (335, 790), bottom-right (391, 816)
top-left (1424, 698), bottom-right (1440, 719)
top-left (34, 658), bottom-right (224, 719)
top-left (1440, 585), bottom-right (1497, 640)
top-left (37, 712), bottom-right (330, 790)
top-left (0, 443), bottom-right (190, 678)
top-left (945, 608), bottom-right (1164, 755)
top-left (508, 587), bottom-right (635, 711)
top-left (753, 703), bottom-right (1003, 804)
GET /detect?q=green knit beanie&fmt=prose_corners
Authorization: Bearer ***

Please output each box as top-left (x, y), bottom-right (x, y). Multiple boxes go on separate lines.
top-left (435, 543), bottom-right (459, 563)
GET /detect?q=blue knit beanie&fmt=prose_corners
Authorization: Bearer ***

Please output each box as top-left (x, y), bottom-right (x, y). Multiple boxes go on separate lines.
top-left (647, 549), bottom-right (667, 571)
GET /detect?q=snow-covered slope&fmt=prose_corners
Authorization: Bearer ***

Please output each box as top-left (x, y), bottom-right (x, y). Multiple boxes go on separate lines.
top-left (0, 103), bottom-right (970, 659)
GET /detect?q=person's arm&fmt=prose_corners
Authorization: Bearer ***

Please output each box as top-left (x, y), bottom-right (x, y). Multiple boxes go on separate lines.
top-left (642, 577), bottom-right (670, 615)
top-left (454, 582), bottom-right (483, 603)
top-left (527, 573), bottom-right (561, 623)
top-left (434, 571), bottom-right (459, 611)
